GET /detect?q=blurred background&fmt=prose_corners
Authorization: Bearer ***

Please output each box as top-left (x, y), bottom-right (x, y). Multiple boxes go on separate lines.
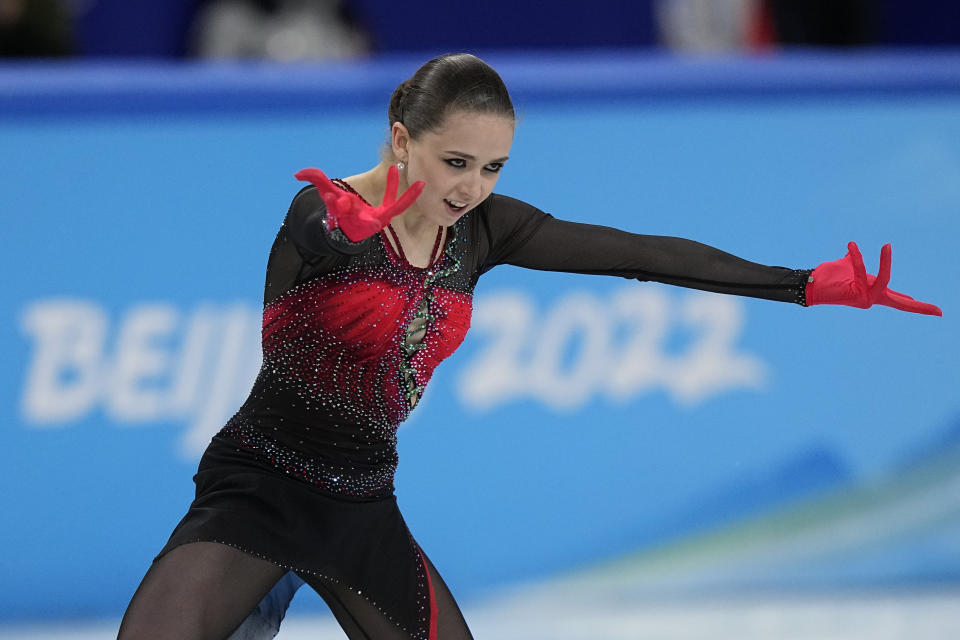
top-left (2, 1), bottom-right (959, 638)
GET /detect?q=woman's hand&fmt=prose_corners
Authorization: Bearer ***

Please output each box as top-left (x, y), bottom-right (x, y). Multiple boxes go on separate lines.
top-left (806, 242), bottom-right (942, 316)
top-left (294, 165), bottom-right (425, 242)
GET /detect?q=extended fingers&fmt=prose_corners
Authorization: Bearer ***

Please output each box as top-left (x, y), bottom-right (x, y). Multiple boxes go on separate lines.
top-left (294, 167), bottom-right (325, 183)
top-left (295, 168), bottom-right (368, 219)
top-left (384, 180), bottom-right (425, 220)
top-left (376, 180), bottom-right (425, 226)
top-left (847, 241), bottom-right (868, 289)
top-left (295, 167), bottom-right (334, 191)
top-left (873, 243), bottom-right (892, 293)
top-left (883, 288), bottom-right (943, 316)
top-left (295, 167), bottom-right (346, 206)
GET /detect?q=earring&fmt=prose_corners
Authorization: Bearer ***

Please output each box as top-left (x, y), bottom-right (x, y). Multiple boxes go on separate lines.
top-left (397, 161), bottom-right (405, 170)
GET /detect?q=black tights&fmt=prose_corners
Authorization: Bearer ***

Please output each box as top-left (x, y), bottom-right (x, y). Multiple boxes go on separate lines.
top-left (118, 542), bottom-right (473, 640)
top-left (305, 551), bottom-right (473, 640)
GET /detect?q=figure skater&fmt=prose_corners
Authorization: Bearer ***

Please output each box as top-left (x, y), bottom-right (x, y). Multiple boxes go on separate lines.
top-left (118, 52), bottom-right (941, 640)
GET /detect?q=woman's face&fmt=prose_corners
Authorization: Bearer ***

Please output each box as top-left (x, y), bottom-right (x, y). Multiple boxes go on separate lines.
top-left (394, 110), bottom-right (514, 227)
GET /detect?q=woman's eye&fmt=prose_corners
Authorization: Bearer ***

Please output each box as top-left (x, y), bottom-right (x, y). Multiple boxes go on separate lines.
top-left (445, 158), bottom-right (466, 168)
top-left (484, 163), bottom-right (504, 173)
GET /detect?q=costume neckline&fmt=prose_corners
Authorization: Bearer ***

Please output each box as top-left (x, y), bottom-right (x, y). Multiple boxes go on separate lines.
top-left (332, 178), bottom-right (446, 271)
top-left (385, 223), bottom-right (445, 270)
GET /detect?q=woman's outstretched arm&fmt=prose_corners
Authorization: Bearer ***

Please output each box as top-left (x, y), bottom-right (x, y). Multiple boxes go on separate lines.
top-left (479, 195), bottom-right (940, 314)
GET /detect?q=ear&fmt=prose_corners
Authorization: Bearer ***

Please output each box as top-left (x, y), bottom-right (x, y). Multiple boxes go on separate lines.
top-left (390, 122), bottom-right (410, 163)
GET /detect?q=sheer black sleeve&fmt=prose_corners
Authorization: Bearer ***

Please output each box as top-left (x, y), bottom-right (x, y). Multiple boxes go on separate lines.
top-left (262, 185), bottom-right (374, 306)
top-left (477, 194), bottom-right (811, 305)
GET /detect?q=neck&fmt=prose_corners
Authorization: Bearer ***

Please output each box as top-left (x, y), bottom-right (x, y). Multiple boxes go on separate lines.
top-left (391, 206), bottom-right (433, 237)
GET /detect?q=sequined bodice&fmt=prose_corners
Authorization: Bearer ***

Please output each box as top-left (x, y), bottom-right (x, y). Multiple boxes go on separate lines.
top-left (259, 242), bottom-right (471, 428)
top-left (223, 185), bottom-right (472, 499)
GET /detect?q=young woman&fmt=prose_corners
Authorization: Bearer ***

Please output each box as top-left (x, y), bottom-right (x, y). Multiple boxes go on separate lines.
top-left (118, 53), bottom-right (941, 640)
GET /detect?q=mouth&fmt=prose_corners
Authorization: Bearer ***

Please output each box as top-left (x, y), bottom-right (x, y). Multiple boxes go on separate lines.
top-left (443, 199), bottom-right (468, 216)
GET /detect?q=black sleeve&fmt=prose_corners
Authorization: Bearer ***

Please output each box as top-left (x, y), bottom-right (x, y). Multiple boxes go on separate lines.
top-left (262, 185), bottom-right (374, 306)
top-left (285, 184), bottom-right (372, 259)
top-left (479, 194), bottom-right (811, 305)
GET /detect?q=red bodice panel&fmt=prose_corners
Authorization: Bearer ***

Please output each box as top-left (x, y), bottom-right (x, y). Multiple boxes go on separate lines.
top-left (261, 265), bottom-right (472, 430)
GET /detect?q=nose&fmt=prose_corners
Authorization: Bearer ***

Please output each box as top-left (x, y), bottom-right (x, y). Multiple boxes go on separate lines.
top-left (459, 169), bottom-right (483, 201)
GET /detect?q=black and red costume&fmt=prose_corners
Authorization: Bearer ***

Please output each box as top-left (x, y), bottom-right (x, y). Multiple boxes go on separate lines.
top-left (158, 181), bottom-right (810, 639)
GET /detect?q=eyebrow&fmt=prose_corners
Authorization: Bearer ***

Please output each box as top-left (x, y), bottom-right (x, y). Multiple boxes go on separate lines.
top-left (444, 150), bottom-right (510, 163)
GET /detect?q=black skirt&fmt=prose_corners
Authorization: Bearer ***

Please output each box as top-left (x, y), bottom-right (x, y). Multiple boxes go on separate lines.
top-left (157, 433), bottom-right (435, 639)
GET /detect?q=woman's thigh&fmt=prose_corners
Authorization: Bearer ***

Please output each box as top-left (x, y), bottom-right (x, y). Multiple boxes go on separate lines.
top-left (298, 546), bottom-right (474, 640)
top-left (118, 541), bottom-right (288, 640)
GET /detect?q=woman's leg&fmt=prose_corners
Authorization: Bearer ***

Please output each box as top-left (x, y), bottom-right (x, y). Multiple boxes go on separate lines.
top-left (420, 551), bottom-right (473, 640)
top-left (298, 546), bottom-right (473, 640)
top-left (118, 542), bottom-right (288, 640)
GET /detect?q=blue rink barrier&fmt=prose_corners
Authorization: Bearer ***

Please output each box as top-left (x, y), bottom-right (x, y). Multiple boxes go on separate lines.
top-left (4, 50), bottom-right (960, 116)
top-left (2, 51), bottom-right (959, 622)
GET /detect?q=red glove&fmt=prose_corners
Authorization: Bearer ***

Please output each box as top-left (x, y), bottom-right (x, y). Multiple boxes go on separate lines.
top-left (294, 165), bottom-right (425, 242)
top-left (806, 242), bottom-right (942, 316)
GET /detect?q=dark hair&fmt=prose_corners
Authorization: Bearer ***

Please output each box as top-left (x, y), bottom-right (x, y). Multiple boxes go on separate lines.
top-left (388, 53), bottom-right (514, 140)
